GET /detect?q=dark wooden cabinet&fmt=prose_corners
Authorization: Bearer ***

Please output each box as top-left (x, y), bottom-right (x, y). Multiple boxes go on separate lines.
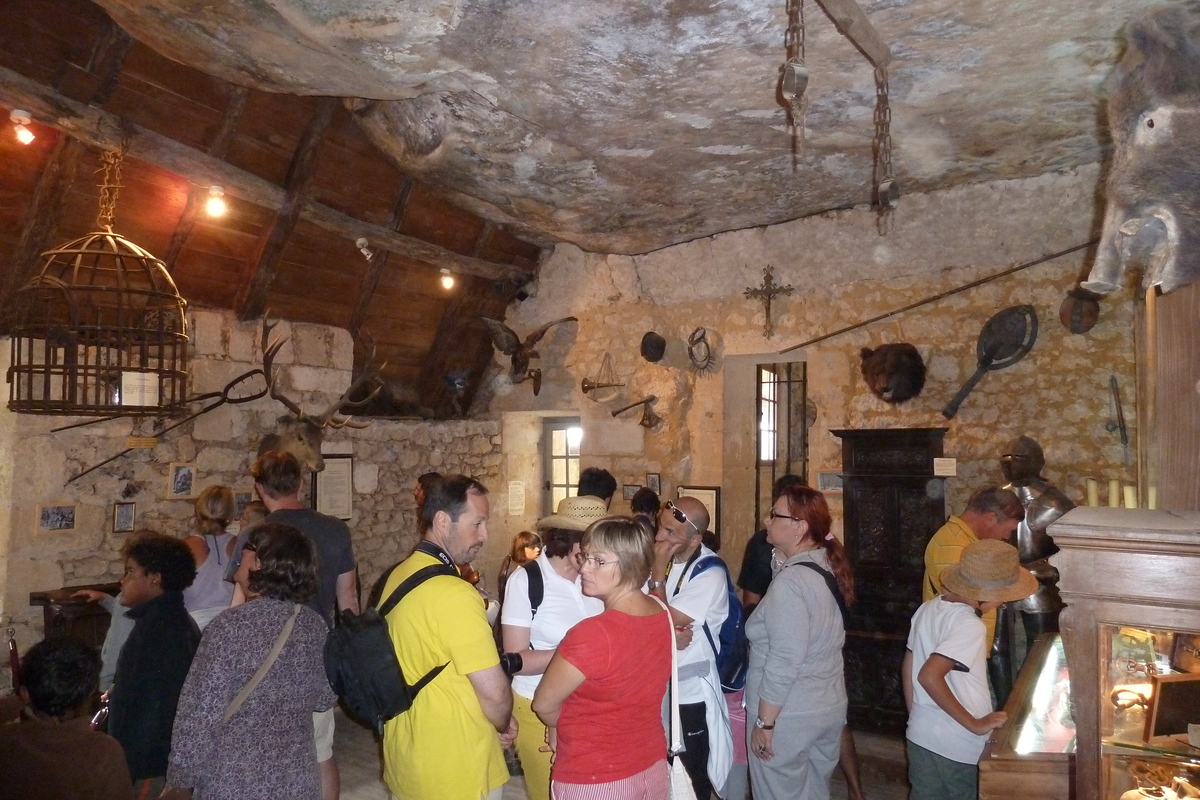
top-left (833, 427), bottom-right (948, 735)
top-left (29, 582), bottom-right (120, 650)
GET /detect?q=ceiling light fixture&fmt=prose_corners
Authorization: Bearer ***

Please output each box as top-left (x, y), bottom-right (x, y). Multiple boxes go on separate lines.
top-left (10, 109), bottom-right (34, 145)
top-left (205, 185), bottom-right (227, 217)
top-left (440, 268), bottom-right (455, 290)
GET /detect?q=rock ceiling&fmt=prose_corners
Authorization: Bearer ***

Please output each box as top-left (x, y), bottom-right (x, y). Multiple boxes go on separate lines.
top-left (95, 0), bottom-right (1158, 255)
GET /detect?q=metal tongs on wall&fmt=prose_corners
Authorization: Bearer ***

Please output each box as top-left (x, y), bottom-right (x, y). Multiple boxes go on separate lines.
top-left (59, 369), bottom-right (269, 484)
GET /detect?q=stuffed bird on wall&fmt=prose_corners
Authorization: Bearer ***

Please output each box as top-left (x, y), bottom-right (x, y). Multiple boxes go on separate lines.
top-left (480, 316), bottom-right (578, 395)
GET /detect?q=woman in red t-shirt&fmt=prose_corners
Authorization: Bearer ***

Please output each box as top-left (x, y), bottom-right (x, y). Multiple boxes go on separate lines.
top-left (532, 517), bottom-right (671, 800)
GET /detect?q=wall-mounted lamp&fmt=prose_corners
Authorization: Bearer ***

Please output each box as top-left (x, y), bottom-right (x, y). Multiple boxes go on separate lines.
top-left (440, 268), bottom-right (455, 290)
top-left (10, 109), bottom-right (34, 145)
top-left (205, 185), bottom-right (227, 217)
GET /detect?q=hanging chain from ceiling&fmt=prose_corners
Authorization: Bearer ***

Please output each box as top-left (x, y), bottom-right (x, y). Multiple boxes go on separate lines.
top-left (872, 66), bottom-right (897, 234)
top-left (782, 0), bottom-right (809, 149)
top-left (96, 138), bottom-right (129, 230)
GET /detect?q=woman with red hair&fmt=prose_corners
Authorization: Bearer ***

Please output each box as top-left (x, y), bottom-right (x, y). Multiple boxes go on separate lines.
top-left (746, 486), bottom-right (855, 800)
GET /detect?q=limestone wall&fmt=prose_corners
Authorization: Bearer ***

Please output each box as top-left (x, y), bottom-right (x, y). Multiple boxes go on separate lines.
top-left (484, 165), bottom-right (1140, 577)
top-left (0, 308), bottom-right (501, 672)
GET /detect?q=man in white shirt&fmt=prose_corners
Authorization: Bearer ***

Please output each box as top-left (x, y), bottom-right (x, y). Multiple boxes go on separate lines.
top-left (647, 495), bottom-right (732, 799)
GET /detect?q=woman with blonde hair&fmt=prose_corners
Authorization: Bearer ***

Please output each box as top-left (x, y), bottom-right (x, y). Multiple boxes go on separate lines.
top-left (747, 485), bottom-right (855, 800)
top-left (532, 517), bottom-right (671, 800)
top-left (182, 484), bottom-right (237, 630)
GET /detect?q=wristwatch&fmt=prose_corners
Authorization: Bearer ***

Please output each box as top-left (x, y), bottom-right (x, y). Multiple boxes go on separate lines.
top-left (647, 578), bottom-right (665, 591)
top-left (754, 717), bottom-right (776, 730)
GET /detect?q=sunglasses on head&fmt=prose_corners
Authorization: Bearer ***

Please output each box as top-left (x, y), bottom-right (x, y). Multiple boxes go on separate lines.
top-left (665, 500), bottom-right (700, 533)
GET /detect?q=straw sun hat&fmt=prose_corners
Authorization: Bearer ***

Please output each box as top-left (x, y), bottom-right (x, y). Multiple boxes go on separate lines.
top-left (940, 539), bottom-right (1038, 604)
top-left (536, 495), bottom-right (609, 532)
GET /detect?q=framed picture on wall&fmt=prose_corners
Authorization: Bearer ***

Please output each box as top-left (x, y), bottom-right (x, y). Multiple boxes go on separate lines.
top-left (816, 471), bottom-right (844, 493)
top-left (677, 486), bottom-right (720, 538)
top-left (623, 485), bottom-right (641, 500)
top-left (313, 455), bottom-right (353, 520)
top-left (112, 502), bottom-right (136, 533)
top-left (646, 473), bottom-right (661, 494)
top-left (38, 504), bottom-right (76, 532)
top-left (168, 463), bottom-right (196, 499)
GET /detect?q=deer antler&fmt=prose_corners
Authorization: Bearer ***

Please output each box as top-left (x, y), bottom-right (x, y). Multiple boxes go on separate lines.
top-left (314, 332), bottom-right (387, 428)
top-left (261, 315), bottom-right (305, 417)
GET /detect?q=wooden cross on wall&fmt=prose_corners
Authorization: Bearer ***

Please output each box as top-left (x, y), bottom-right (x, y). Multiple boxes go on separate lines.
top-left (743, 266), bottom-right (794, 339)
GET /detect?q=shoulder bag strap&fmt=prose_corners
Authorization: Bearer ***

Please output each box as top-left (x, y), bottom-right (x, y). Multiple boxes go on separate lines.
top-left (379, 564), bottom-right (459, 618)
top-left (526, 560), bottom-right (544, 618)
top-left (221, 603), bottom-right (300, 723)
top-left (791, 561), bottom-right (849, 624)
top-left (650, 594), bottom-right (684, 754)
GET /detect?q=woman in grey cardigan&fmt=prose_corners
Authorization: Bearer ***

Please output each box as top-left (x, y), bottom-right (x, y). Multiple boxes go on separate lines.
top-left (745, 485), bottom-right (855, 800)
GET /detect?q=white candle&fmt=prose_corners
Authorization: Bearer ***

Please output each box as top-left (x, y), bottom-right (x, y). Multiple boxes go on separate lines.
top-left (1124, 485), bottom-right (1137, 509)
top-left (1086, 478), bottom-right (1099, 507)
top-left (1148, 487), bottom-right (1158, 510)
top-left (1109, 479), bottom-right (1120, 508)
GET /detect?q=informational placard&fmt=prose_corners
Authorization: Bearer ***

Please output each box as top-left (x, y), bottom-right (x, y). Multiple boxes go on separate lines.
top-left (314, 455), bottom-right (353, 520)
top-left (508, 481), bottom-right (525, 516)
top-left (933, 458), bottom-right (958, 477)
top-left (121, 371), bottom-right (159, 406)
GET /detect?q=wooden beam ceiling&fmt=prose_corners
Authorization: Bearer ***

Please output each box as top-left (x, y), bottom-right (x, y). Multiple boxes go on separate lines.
top-left (0, 0), bottom-right (544, 418)
top-left (0, 65), bottom-right (536, 284)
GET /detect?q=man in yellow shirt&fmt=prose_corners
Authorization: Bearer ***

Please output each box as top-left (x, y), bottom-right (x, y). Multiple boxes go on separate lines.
top-left (923, 486), bottom-right (1024, 703)
top-left (381, 475), bottom-right (517, 800)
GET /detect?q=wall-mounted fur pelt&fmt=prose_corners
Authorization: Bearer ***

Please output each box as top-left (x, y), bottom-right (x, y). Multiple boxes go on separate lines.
top-left (860, 343), bottom-right (926, 404)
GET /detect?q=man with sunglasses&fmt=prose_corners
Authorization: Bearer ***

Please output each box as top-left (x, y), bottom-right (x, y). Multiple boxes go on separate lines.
top-left (648, 495), bottom-right (732, 799)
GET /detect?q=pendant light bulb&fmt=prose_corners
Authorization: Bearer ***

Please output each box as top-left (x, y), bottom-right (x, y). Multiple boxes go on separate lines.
top-left (205, 185), bottom-right (227, 217)
top-left (440, 269), bottom-right (455, 290)
top-left (10, 109), bottom-right (34, 145)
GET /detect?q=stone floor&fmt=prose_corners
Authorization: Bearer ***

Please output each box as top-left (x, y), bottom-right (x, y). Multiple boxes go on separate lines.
top-left (336, 711), bottom-right (911, 800)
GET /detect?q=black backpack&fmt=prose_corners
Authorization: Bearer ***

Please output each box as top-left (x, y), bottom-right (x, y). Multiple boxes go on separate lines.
top-left (324, 563), bottom-right (457, 735)
top-left (493, 560), bottom-right (545, 649)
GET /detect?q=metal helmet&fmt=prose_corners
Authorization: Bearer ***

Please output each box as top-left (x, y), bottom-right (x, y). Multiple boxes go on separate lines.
top-left (1000, 435), bottom-right (1045, 484)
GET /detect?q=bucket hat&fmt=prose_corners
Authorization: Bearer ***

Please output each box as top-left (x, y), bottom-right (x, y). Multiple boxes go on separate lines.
top-left (940, 539), bottom-right (1038, 604)
top-left (536, 495), bottom-right (609, 532)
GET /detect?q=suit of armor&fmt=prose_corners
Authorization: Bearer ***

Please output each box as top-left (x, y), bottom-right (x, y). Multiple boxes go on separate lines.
top-left (1000, 435), bottom-right (1075, 640)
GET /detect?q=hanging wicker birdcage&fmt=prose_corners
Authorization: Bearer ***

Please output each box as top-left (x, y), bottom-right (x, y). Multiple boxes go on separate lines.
top-left (7, 228), bottom-right (189, 416)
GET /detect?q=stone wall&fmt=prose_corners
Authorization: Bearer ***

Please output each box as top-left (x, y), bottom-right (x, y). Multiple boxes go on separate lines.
top-left (483, 165), bottom-right (1141, 577)
top-left (0, 308), bottom-right (501, 675)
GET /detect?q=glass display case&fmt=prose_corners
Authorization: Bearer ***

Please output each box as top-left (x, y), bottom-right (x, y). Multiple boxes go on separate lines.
top-left (1053, 507), bottom-right (1200, 800)
top-left (1099, 625), bottom-right (1200, 799)
top-left (979, 634), bottom-right (1075, 800)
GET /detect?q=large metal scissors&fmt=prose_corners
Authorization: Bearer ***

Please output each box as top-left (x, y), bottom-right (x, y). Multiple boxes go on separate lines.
top-left (64, 369), bottom-right (269, 484)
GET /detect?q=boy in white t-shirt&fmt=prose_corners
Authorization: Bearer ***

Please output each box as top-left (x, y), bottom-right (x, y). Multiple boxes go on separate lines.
top-left (902, 539), bottom-right (1037, 800)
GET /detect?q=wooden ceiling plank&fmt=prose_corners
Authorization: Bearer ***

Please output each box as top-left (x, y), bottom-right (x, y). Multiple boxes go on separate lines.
top-left (236, 96), bottom-right (338, 320)
top-left (1, 23), bottom-right (132, 326)
top-left (348, 175), bottom-right (413, 338)
top-left (162, 86), bottom-right (250, 271)
top-left (415, 290), bottom-right (473, 409)
top-left (1, 133), bottom-right (84, 323)
top-left (82, 21), bottom-right (133, 105)
top-left (471, 220), bottom-right (496, 257)
top-left (0, 65), bottom-right (533, 285)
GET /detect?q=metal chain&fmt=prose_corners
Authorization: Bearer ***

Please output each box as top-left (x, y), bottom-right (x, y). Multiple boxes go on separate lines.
top-left (96, 139), bottom-right (129, 230)
top-left (872, 66), bottom-right (896, 234)
top-left (783, 0), bottom-right (808, 146)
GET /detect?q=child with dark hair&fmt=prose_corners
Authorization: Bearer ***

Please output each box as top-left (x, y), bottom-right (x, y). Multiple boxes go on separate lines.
top-left (109, 531), bottom-right (200, 797)
top-left (0, 636), bottom-right (134, 800)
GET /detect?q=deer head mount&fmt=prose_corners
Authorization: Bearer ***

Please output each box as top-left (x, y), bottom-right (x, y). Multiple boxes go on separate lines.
top-left (257, 316), bottom-right (385, 471)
